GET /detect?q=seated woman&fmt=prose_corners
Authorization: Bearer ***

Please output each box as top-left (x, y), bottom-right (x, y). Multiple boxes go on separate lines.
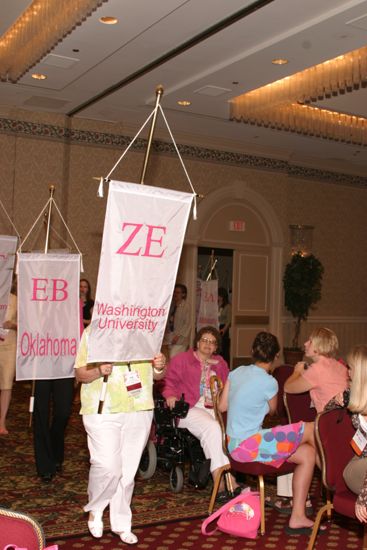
top-left (162, 325), bottom-right (239, 500)
top-left (284, 327), bottom-right (348, 413)
top-left (342, 345), bottom-right (367, 523)
top-left (219, 331), bottom-right (317, 535)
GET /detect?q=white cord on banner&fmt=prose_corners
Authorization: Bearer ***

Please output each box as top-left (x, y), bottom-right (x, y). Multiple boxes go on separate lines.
top-left (17, 197), bottom-right (84, 272)
top-left (52, 200), bottom-right (84, 272)
top-left (0, 197), bottom-right (21, 238)
top-left (98, 108), bottom-right (157, 198)
top-left (47, 224), bottom-right (71, 250)
top-left (17, 198), bottom-right (51, 252)
top-left (158, 104), bottom-right (197, 220)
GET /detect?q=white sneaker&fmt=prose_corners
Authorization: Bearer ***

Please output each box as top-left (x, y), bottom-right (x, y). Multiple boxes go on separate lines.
top-left (118, 531), bottom-right (138, 545)
top-left (87, 510), bottom-right (103, 538)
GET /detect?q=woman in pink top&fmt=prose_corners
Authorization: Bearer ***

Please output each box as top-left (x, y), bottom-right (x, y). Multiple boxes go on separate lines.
top-left (162, 325), bottom-right (239, 501)
top-left (285, 327), bottom-right (348, 413)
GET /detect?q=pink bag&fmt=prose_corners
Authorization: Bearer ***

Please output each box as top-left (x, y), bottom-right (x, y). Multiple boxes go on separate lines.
top-left (201, 488), bottom-right (260, 539)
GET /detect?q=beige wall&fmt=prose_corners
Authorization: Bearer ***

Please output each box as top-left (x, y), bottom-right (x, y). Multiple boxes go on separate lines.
top-left (1, 108), bottom-right (367, 358)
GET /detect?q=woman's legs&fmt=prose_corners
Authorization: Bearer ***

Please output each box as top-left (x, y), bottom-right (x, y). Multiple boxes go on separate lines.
top-left (287, 442), bottom-right (316, 529)
top-left (299, 421), bottom-right (321, 468)
top-left (0, 389), bottom-right (11, 433)
top-left (84, 410), bottom-right (152, 541)
top-left (83, 414), bottom-right (125, 515)
top-left (109, 410), bottom-right (152, 534)
top-left (179, 405), bottom-right (237, 491)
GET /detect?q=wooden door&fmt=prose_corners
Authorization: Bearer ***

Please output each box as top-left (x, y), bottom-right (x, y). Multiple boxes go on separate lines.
top-left (231, 248), bottom-right (271, 368)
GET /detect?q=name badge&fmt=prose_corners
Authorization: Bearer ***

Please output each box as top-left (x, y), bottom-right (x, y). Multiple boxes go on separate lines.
top-left (350, 428), bottom-right (367, 456)
top-left (123, 370), bottom-right (142, 397)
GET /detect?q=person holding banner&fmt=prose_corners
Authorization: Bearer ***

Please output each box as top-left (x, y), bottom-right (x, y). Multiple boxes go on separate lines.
top-left (74, 327), bottom-right (166, 545)
top-left (218, 287), bottom-right (231, 364)
top-left (162, 325), bottom-right (240, 501)
top-left (80, 278), bottom-right (94, 329)
top-left (165, 283), bottom-right (191, 359)
top-left (0, 280), bottom-right (17, 435)
top-left (33, 377), bottom-right (75, 482)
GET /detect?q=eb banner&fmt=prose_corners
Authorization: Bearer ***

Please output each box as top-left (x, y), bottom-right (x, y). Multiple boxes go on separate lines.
top-left (16, 253), bottom-right (80, 380)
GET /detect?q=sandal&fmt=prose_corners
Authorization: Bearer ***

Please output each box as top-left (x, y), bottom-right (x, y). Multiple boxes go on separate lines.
top-left (285, 524), bottom-right (327, 536)
top-left (267, 497), bottom-right (313, 516)
top-left (88, 511), bottom-right (103, 538)
top-left (118, 531), bottom-right (138, 545)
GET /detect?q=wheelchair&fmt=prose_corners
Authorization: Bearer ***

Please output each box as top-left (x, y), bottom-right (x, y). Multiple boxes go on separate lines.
top-left (138, 394), bottom-right (210, 493)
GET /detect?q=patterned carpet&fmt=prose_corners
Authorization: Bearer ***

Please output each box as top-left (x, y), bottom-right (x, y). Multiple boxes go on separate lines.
top-left (52, 506), bottom-right (364, 549)
top-left (0, 382), bottom-right (365, 548)
top-left (0, 382), bottom-right (211, 539)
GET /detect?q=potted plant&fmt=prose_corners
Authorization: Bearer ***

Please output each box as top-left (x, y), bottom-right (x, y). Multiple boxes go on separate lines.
top-left (283, 252), bottom-right (324, 365)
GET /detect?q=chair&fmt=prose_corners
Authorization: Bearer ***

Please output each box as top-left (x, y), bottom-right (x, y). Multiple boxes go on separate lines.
top-left (272, 364), bottom-right (293, 424)
top-left (284, 390), bottom-right (317, 423)
top-left (307, 408), bottom-right (367, 550)
top-left (0, 507), bottom-right (45, 550)
top-left (209, 376), bottom-right (295, 536)
top-left (275, 369), bottom-right (317, 512)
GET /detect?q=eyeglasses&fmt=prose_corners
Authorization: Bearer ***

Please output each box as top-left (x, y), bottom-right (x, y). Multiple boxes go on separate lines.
top-left (200, 337), bottom-right (217, 346)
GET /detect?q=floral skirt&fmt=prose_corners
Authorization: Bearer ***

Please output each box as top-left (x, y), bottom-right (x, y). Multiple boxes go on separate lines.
top-left (227, 421), bottom-right (304, 468)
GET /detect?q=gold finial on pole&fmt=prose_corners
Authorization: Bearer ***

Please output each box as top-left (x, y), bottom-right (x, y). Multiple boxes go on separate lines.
top-left (139, 85), bottom-right (164, 185)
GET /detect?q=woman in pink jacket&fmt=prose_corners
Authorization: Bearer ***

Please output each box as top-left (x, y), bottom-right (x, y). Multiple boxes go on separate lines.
top-left (162, 325), bottom-right (239, 500)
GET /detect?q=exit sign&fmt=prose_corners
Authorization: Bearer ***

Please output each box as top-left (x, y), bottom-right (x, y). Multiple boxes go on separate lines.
top-left (229, 220), bottom-right (246, 232)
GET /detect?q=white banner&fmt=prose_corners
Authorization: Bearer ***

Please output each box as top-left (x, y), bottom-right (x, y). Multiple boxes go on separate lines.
top-left (16, 253), bottom-right (80, 380)
top-left (0, 236), bottom-right (17, 326)
top-left (88, 180), bottom-right (194, 363)
top-left (197, 279), bottom-right (219, 331)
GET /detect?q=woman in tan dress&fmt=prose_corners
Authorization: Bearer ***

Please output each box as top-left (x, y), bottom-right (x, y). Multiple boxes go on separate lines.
top-left (0, 290), bottom-right (17, 435)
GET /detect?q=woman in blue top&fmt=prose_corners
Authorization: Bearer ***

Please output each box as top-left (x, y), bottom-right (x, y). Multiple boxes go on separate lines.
top-left (219, 331), bottom-right (317, 535)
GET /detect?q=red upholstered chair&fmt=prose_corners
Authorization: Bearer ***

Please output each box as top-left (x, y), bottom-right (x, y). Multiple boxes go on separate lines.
top-left (0, 507), bottom-right (45, 550)
top-left (272, 364), bottom-right (293, 424)
top-left (209, 376), bottom-right (295, 536)
top-left (284, 390), bottom-right (317, 423)
top-left (307, 408), bottom-right (367, 550)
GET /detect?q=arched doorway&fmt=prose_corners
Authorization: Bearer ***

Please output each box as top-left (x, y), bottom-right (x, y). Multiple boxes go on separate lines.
top-left (181, 183), bottom-right (285, 367)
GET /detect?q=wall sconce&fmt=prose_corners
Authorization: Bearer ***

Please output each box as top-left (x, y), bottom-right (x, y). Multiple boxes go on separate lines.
top-left (289, 224), bottom-right (314, 256)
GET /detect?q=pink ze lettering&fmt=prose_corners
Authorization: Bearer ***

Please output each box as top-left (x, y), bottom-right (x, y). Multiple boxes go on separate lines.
top-left (116, 223), bottom-right (166, 258)
top-left (31, 278), bottom-right (68, 301)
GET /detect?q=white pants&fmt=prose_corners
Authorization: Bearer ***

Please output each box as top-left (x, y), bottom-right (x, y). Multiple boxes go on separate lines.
top-left (178, 403), bottom-right (229, 473)
top-left (83, 410), bottom-right (153, 532)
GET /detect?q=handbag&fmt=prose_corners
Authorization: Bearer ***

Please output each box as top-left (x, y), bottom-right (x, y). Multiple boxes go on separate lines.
top-left (201, 488), bottom-right (260, 539)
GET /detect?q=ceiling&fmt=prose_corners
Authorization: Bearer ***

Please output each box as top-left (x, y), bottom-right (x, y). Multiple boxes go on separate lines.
top-left (1, 0), bottom-right (367, 176)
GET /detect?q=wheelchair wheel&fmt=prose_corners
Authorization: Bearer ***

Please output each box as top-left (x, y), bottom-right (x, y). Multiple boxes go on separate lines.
top-left (138, 440), bottom-right (157, 479)
top-left (169, 465), bottom-right (184, 493)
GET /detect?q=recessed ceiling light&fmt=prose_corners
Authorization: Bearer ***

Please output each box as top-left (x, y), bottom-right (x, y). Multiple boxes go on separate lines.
top-left (99, 16), bottom-right (118, 25)
top-left (272, 58), bottom-right (289, 65)
top-left (32, 73), bottom-right (47, 80)
top-left (177, 100), bottom-right (191, 106)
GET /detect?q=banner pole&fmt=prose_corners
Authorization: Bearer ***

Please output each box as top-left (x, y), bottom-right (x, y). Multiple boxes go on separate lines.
top-left (44, 185), bottom-right (55, 254)
top-left (29, 184), bottom-right (55, 427)
top-left (97, 87), bottom-right (163, 414)
top-left (139, 85), bottom-right (164, 185)
top-left (98, 374), bottom-right (109, 414)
